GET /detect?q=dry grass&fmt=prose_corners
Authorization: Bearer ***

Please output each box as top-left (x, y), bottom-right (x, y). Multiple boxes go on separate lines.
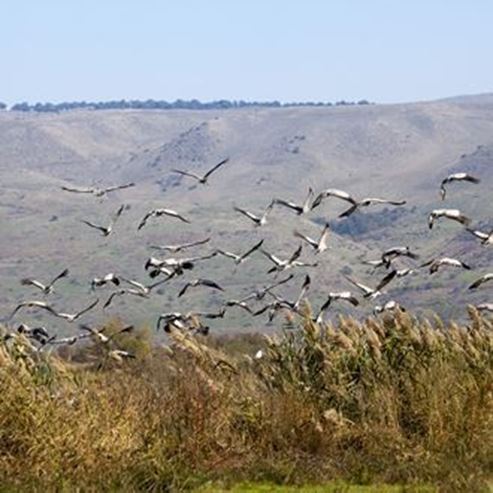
top-left (0, 308), bottom-right (491, 492)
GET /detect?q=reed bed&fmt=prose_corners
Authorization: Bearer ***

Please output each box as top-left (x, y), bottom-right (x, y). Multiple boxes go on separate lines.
top-left (0, 308), bottom-right (491, 492)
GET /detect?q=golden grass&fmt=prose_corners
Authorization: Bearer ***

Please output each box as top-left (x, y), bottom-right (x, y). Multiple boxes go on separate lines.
top-left (0, 308), bottom-right (491, 492)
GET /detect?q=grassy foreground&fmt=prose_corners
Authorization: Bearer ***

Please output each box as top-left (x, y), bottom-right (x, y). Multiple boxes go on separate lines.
top-left (0, 307), bottom-right (492, 492)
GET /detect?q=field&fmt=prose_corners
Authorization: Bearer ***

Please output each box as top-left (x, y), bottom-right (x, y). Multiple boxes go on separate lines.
top-left (0, 307), bottom-right (491, 492)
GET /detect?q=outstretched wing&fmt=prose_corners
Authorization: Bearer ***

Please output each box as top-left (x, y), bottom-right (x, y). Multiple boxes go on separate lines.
top-left (61, 185), bottom-right (94, 194)
top-left (171, 169), bottom-right (202, 181)
top-left (74, 299), bottom-right (99, 319)
top-left (240, 239), bottom-right (264, 261)
top-left (103, 183), bottom-right (135, 193)
top-left (81, 219), bottom-right (106, 233)
top-left (203, 157), bottom-right (230, 180)
top-left (48, 268), bottom-right (69, 288)
top-left (137, 211), bottom-right (154, 230)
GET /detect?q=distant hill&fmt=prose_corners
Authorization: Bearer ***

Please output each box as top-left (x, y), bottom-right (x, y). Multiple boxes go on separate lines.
top-left (0, 95), bottom-right (492, 334)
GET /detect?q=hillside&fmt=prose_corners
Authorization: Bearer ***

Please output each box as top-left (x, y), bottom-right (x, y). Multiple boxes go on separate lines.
top-left (1, 96), bottom-right (492, 334)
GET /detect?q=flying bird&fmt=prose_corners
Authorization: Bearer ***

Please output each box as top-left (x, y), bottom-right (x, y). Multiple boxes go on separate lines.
top-left (9, 299), bottom-right (99, 322)
top-left (239, 274), bottom-right (295, 302)
top-left (61, 183), bottom-right (135, 197)
top-left (373, 300), bottom-right (405, 315)
top-left (91, 273), bottom-right (121, 290)
top-left (261, 245), bottom-right (305, 273)
top-left (177, 279), bottom-right (224, 298)
top-left (268, 274), bottom-right (311, 312)
top-left (20, 268), bottom-right (69, 295)
top-left (344, 270), bottom-right (398, 299)
top-left (428, 209), bottom-right (471, 229)
top-left (440, 172), bottom-right (480, 200)
top-left (81, 204), bottom-right (125, 236)
top-left (466, 228), bottom-right (493, 246)
top-left (339, 197), bottom-right (406, 218)
top-left (313, 291), bottom-right (359, 323)
top-left (294, 223), bottom-right (330, 254)
top-left (171, 157), bottom-right (229, 184)
top-left (149, 237), bottom-right (210, 253)
top-left (475, 303), bottom-right (493, 313)
top-left (381, 246), bottom-right (419, 266)
top-left (311, 188), bottom-right (356, 210)
top-left (216, 239), bottom-right (264, 265)
top-left (234, 202), bottom-right (274, 227)
top-left (138, 208), bottom-right (190, 230)
top-left (420, 257), bottom-right (471, 274)
top-left (468, 273), bottom-right (493, 290)
top-left (273, 187), bottom-right (314, 215)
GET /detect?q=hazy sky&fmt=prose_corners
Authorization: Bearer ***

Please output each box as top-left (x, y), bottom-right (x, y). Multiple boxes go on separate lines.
top-left (1, 1), bottom-right (492, 105)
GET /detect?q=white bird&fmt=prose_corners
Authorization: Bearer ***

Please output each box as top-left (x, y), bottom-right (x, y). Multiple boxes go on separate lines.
top-left (428, 209), bottom-right (471, 229)
top-left (108, 349), bottom-right (136, 362)
top-left (177, 279), bottom-right (224, 298)
top-left (381, 246), bottom-right (419, 266)
top-left (61, 182), bottom-right (135, 197)
top-left (138, 208), bottom-right (190, 230)
top-left (145, 252), bottom-right (217, 274)
top-left (149, 237), bottom-right (211, 253)
top-left (262, 245), bottom-right (316, 274)
top-left (234, 202), bottom-right (274, 227)
top-left (121, 276), bottom-right (171, 295)
top-left (216, 239), bottom-right (264, 265)
top-left (339, 197), bottom-right (406, 218)
top-left (311, 188), bottom-right (357, 210)
top-left (468, 273), bottom-right (493, 290)
top-left (9, 299), bottom-right (99, 322)
top-left (373, 300), bottom-right (405, 315)
top-left (466, 228), bottom-right (493, 246)
top-left (294, 223), bottom-right (330, 254)
top-left (81, 204), bottom-right (125, 236)
top-left (440, 172), bottom-right (480, 200)
top-left (20, 268), bottom-right (69, 295)
top-left (475, 303), bottom-right (493, 313)
top-left (314, 291), bottom-right (359, 323)
top-left (420, 257), bottom-right (471, 274)
top-left (239, 274), bottom-right (295, 302)
top-left (268, 274), bottom-right (311, 312)
top-left (91, 273), bottom-right (121, 290)
top-left (273, 187), bottom-right (314, 215)
top-left (80, 323), bottom-right (133, 344)
top-left (344, 270), bottom-right (398, 299)
top-left (171, 157), bottom-right (229, 184)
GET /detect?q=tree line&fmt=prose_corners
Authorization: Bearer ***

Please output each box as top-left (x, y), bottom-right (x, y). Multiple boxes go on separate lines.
top-left (0, 98), bottom-right (371, 113)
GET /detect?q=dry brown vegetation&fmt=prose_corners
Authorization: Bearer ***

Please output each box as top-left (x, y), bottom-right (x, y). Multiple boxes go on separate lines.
top-left (0, 308), bottom-right (492, 492)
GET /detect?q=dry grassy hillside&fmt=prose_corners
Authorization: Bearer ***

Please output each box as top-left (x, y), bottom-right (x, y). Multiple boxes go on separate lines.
top-left (1, 97), bottom-right (492, 333)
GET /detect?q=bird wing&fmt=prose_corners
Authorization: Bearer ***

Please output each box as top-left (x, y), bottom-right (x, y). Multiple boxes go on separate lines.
top-left (103, 183), bottom-right (135, 193)
top-left (198, 279), bottom-right (224, 291)
top-left (293, 230), bottom-right (317, 248)
top-left (74, 299), bottom-right (99, 319)
top-left (81, 219), bottom-right (106, 233)
top-left (216, 249), bottom-right (240, 261)
top-left (61, 185), bottom-right (94, 194)
top-left (339, 203), bottom-right (359, 218)
top-left (363, 198), bottom-right (406, 206)
top-left (375, 270), bottom-right (397, 291)
top-left (163, 209), bottom-right (191, 223)
top-left (20, 278), bottom-right (46, 291)
top-left (110, 204), bottom-right (125, 226)
top-left (288, 245), bottom-right (303, 264)
top-left (177, 283), bottom-right (191, 298)
top-left (240, 239), bottom-right (264, 261)
top-left (48, 268), bottom-right (69, 288)
top-left (183, 237), bottom-right (211, 249)
top-left (260, 201), bottom-right (275, 221)
top-left (103, 291), bottom-right (123, 309)
top-left (261, 249), bottom-right (283, 266)
top-left (344, 275), bottom-right (373, 295)
top-left (273, 198), bottom-right (302, 214)
top-left (293, 275), bottom-right (311, 309)
top-left (301, 187), bottom-right (314, 211)
top-left (466, 228), bottom-right (489, 241)
top-left (121, 277), bottom-right (146, 291)
top-left (234, 206), bottom-right (259, 222)
top-left (203, 157), bottom-right (229, 180)
top-left (137, 211), bottom-right (154, 230)
top-left (171, 169), bottom-right (202, 181)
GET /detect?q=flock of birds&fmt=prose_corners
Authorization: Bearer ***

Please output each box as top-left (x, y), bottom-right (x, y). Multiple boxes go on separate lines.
top-left (2, 156), bottom-right (492, 361)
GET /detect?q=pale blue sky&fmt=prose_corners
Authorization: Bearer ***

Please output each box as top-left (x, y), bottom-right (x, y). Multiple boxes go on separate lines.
top-left (1, 1), bottom-right (491, 105)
